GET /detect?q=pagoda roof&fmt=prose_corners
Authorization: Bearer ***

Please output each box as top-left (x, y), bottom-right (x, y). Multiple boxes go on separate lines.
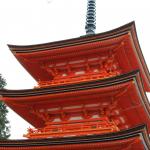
top-left (0, 70), bottom-right (144, 97)
top-left (0, 125), bottom-right (149, 150)
top-left (7, 22), bottom-right (150, 91)
top-left (0, 71), bottom-right (150, 133)
top-left (7, 22), bottom-right (148, 53)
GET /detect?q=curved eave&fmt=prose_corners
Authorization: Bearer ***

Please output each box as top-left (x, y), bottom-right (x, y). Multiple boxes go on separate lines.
top-left (7, 22), bottom-right (135, 53)
top-left (0, 70), bottom-right (140, 97)
top-left (0, 125), bottom-right (149, 150)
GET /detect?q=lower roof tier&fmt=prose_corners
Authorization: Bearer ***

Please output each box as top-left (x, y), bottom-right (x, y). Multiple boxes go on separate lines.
top-left (0, 70), bottom-right (150, 135)
top-left (8, 22), bottom-right (150, 91)
top-left (0, 125), bottom-right (149, 150)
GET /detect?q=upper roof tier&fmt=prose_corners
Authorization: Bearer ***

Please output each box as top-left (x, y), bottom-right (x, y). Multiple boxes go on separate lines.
top-left (8, 22), bottom-right (150, 91)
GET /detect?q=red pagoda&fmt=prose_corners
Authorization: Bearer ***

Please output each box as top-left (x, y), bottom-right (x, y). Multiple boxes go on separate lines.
top-left (0, 0), bottom-right (150, 149)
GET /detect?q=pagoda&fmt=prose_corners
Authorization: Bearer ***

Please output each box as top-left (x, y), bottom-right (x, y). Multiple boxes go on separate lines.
top-left (0, 0), bottom-right (150, 149)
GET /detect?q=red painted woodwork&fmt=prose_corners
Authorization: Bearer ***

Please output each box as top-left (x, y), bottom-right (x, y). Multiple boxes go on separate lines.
top-left (24, 117), bottom-right (119, 139)
top-left (36, 53), bottom-right (121, 87)
top-left (8, 22), bottom-right (150, 91)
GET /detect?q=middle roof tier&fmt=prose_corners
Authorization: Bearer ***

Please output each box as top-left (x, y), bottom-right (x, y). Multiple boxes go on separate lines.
top-left (0, 70), bottom-right (150, 134)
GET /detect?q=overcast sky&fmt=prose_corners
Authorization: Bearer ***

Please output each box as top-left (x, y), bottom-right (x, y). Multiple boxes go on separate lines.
top-left (0, 0), bottom-right (150, 139)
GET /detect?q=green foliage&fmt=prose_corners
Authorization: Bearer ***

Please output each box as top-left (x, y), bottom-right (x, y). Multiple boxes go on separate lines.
top-left (0, 75), bottom-right (6, 89)
top-left (0, 74), bottom-right (10, 139)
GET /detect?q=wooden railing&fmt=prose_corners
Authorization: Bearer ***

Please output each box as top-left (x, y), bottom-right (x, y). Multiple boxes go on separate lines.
top-left (24, 117), bottom-right (119, 139)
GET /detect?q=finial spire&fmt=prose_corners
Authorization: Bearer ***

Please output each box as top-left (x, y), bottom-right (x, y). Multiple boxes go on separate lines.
top-left (85, 0), bottom-right (96, 35)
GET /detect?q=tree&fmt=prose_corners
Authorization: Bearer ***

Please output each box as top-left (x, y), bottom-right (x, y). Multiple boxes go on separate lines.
top-left (0, 74), bottom-right (10, 139)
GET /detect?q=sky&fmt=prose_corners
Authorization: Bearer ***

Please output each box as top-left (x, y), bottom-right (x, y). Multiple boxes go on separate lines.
top-left (0, 0), bottom-right (150, 139)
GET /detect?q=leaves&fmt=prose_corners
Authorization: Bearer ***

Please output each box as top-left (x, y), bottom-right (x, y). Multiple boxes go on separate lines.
top-left (0, 74), bottom-right (6, 89)
top-left (0, 74), bottom-right (10, 139)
